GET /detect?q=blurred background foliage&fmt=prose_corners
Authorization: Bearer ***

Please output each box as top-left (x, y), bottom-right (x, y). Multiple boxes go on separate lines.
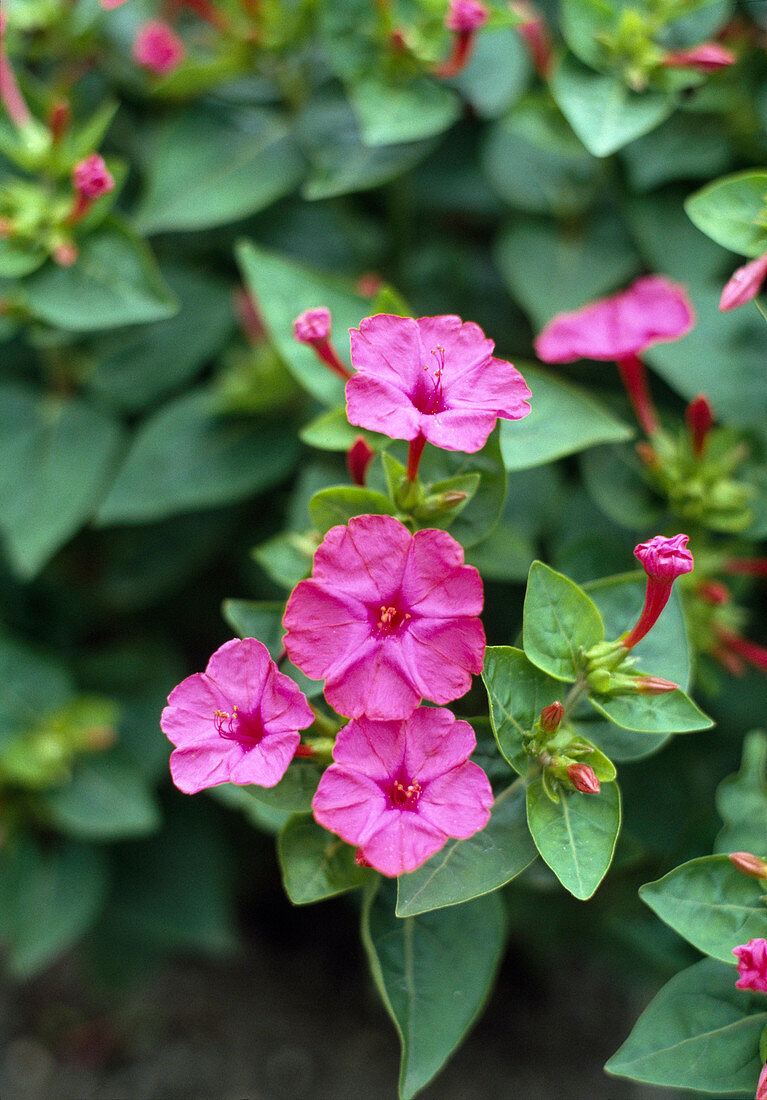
top-left (0, 0), bottom-right (767, 1089)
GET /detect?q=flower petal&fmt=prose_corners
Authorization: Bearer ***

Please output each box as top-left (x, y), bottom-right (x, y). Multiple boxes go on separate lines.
top-left (417, 761), bottom-right (493, 837)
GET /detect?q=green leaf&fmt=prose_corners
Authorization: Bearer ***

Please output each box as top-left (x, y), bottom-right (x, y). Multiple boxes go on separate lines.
top-left (0, 385), bottom-right (123, 578)
top-left (715, 730), bottom-right (767, 854)
top-left (580, 443), bottom-right (665, 531)
top-left (254, 531), bottom-right (315, 590)
top-left (309, 486), bottom-right (396, 537)
top-left (589, 687), bottom-right (713, 733)
top-left (482, 646), bottom-right (564, 772)
top-left (685, 170), bottom-right (767, 258)
top-left (606, 957), bottom-right (767, 1092)
top-left (134, 105), bottom-right (304, 233)
top-left (277, 816), bottom-right (371, 904)
top-left (0, 837), bottom-right (109, 978)
top-left (24, 219), bottom-right (177, 331)
top-left (450, 26), bottom-right (530, 119)
top-left (495, 211), bottom-right (640, 329)
top-left (234, 762), bottom-right (323, 814)
top-left (621, 113), bottom-right (733, 193)
top-left (395, 780), bottom-right (536, 916)
top-left (362, 881), bottom-right (506, 1100)
top-left (0, 634), bottom-right (73, 748)
top-left (523, 561), bottom-right (604, 681)
top-left (40, 754), bottom-right (161, 840)
top-left (551, 55), bottom-right (674, 158)
top-left (526, 777), bottom-right (621, 899)
top-left (96, 388), bottom-right (299, 525)
top-left (500, 364), bottom-right (632, 471)
top-left (237, 240), bottom-right (367, 405)
top-left (349, 75), bottom-right (461, 146)
top-left (640, 854), bottom-right (767, 963)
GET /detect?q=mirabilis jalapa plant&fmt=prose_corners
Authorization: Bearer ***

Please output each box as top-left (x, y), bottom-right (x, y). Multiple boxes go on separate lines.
top-left (162, 302), bottom-right (723, 1098)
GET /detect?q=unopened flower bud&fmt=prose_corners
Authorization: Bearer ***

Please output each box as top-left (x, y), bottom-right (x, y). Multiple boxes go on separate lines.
top-left (293, 743), bottom-right (316, 759)
top-left (566, 763), bottom-right (600, 794)
top-left (697, 580), bottom-right (730, 604)
top-left (661, 42), bottom-right (736, 71)
top-left (634, 675), bottom-right (679, 694)
top-left (48, 100), bottom-right (71, 144)
top-left (729, 851), bottom-right (767, 880)
top-left (73, 154), bottom-right (114, 200)
top-left (623, 535), bottom-right (694, 649)
top-left (586, 668), bottom-right (612, 694)
top-left (757, 1062), bottom-right (767, 1100)
top-left (133, 21), bottom-right (185, 75)
top-left (636, 441), bottom-right (659, 468)
top-left (293, 307), bottom-right (331, 345)
top-left (347, 435), bottom-right (374, 487)
top-left (720, 254), bottom-right (767, 312)
top-left (539, 701), bottom-right (564, 734)
top-left (733, 938), bottom-right (767, 993)
top-left (685, 393), bottom-right (714, 458)
top-left (355, 272), bottom-right (383, 298)
top-left (445, 0), bottom-right (489, 32)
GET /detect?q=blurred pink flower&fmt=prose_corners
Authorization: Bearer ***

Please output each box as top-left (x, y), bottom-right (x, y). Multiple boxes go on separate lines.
top-left (720, 254), bottom-right (767, 312)
top-left (312, 706), bottom-right (493, 876)
top-left (445, 0), bottom-right (489, 32)
top-left (133, 21), bottom-right (185, 75)
top-left (100, 0), bottom-right (130, 7)
top-left (283, 514), bottom-right (485, 720)
top-left (623, 534), bottom-right (694, 649)
top-left (72, 154), bottom-right (114, 199)
top-left (346, 313), bottom-right (530, 456)
top-left (733, 938), bottom-right (767, 994)
top-left (661, 43), bottom-right (736, 72)
top-left (161, 638), bottom-right (314, 794)
top-left (293, 307), bottom-right (331, 344)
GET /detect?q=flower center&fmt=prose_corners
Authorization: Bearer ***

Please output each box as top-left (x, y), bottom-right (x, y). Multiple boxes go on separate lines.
top-left (411, 346), bottom-right (447, 415)
top-left (374, 604), bottom-right (411, 636)
top-left (390, 778), bottom-right (422, 810)
top-left (213, 705), bottom-right (264, 749)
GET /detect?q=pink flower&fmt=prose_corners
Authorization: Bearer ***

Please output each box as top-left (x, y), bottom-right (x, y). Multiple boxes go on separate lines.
top-left (720, 254), bottom-right (767, 312)
top-left (534, 276), bottom-right (695, 364)
top-left (312, 706), bottom-right (493, 876)
top-left (161, 638), bottom-right (314, 794)
top-left (283, 515), bottom-right (485, 720)
top-left (132, 21), bottom-right (185, 75)
top-left (661, 43), bottom-right (736, 72)
top-left (622, 535), bottom-right (694, 649)
top-left (445, 0), bottom-right (489, 32)
top-left (733, 938), bottom-right (767, 994)
top-left (100, 0), bottom-right (130, 7)
top-left (346, 313), bottom-right (531, 456)
top-left (293, 307), bottom-right (331, 344)
top-left (72, 154), bottom-right (114, 200)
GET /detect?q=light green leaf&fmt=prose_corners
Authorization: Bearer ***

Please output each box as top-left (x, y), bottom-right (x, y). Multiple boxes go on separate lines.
top-left (350, 75), bottom-right (461, 146)
top-left (589, 687), bottom-right (713, 733)
top-left (482, 646), bottom-right (564, 772)
top-left (278, 816), bottom-right (371, 905)
top-left (362, 881), bottom-right (506, 1100)
top-left (299, 406), bottom-right (385, 452)
top-left (234, 762), bottom-right (323, 814)
top-left (40, 754), bottom-right (161, 840)
top-left (526, 777), bottom-right (621, 899)
top-left (309, 486), bottom-right (395, 537)
top-left (523, 561), bottom-right (604, 681)
top-left (685, 170), bottom-right (767, 258)
top-left (715, 730), bottom-right (767, 854)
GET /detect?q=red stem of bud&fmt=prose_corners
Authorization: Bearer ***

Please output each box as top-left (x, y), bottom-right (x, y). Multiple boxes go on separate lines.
top-left (313, 338), bottom-right (352, 382)
top-left (0, 38), bottom-right (31, 129)
top-left (435, 30), bottom-right (475, 78)
top-left (66, 192), bottom-right (92, 226)
top-left (406, 433), bottom-right (427, 482)
top-left (616, 355), bottom-right (659, 436)
top-left (723, 558), bottom-right (767, 576)
top-left (714, 627), bottom-right (767, 672)
top-left (622, 577), bottom-right (672, 649)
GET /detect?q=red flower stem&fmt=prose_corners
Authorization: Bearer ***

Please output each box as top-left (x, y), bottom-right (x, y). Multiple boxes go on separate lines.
top-left (715, 627), bottom-right (767, 672)
top-left (406, 434), bottom-right (427, 482)
top-left (616, 355), bottom-right (659, 436)
top-left (314, 339), bottom-right (352, 382)
top-left (724, 558), bottom-right (767, 576)
top-left (182, 0), bottom-right (230, 30)
top-left (66, 193), bottom-right (92, 226)
top-left (0, 40), bottom-right (31, 129)
top-left (435, 31), bottom-right (474, 77)
top-left (621, 577), bottom-right (672, 649)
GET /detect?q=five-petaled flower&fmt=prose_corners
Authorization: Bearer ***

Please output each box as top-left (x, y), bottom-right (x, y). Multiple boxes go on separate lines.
top-left (346, 313), bottom-right (531, 460)
top-left (312, 706), bottom-right (493, 877)
top-left (161, 638), bottom-right (314, 794)
top-left (622, 534), bottom-right (694, 649)
top-left (733, 938), bottom-right (767, 994)
top-left (283, 514), bottom-right (485, 720)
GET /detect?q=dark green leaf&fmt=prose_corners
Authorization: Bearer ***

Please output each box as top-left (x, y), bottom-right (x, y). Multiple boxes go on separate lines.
top-left (309, 486), bottom-right (395, 537)
top-left (482, 646), bottom-right (564, 772)
top-left (40, 754), bottom-right (161, 841)
top-left (236, 762), bottom-right (323, 814)
top-left (300, 406), bottom-right (385, 452)
top-left (589, 687), bottom-right (713, 733)
top-left (715, 730), bottom-right (767, 854)
top-left (350, 75), bottom-right (461, 146)
top-left (278, 816), bottom-right (370, 904)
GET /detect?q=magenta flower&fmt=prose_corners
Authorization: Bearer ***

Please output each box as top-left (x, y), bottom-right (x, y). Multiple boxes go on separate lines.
top-left (720, 254), bottom-right (767, 312)
top-left (347, 313), bottom-right (530, 478)
top-left (445, 0), bottom-right (489, 32)
top-left (283, 515), bottom-right (485, 720)
top-left (535, 276), bottom-right (694, 437)
top-left (622, 534), bottom-right (694, 649)
top-left (292, 306), bottom-right (350, 381)
top-left (733, 938), bottom-right (767, 994)
top-left (161, 638), bottom-right (314, 794)
top-left (312, 707), bottom-right (493, 877)
top-left (72, 154), bottom-right (114, 200)
top-left (661, 43), bottom-right (736, 72)
top-left (132, 21), bottom-right (185, 74)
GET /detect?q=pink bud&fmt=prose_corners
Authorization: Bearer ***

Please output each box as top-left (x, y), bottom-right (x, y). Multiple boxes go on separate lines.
top-left (634, 676), bottom-right (679, 695)
top-left (635, 534), bottom-right (694, 583)
top-left (719, 254), bottom-right (767, 312)
top-left (715, 627), bottom-right (767, 673)
top-left (733, 938), bottom-right (767, 993)
top-left (233, 288), bottom-right (265, 344)
top-left (347, 435), bottom-right (374, 487)
top-left (52, 241), bottom-right (79, 267)
top-left (685, 394), bottom-right (714, 458)
top-left (567, 763), bottom-right (600, 794)
top-left (132, 21), bottom-right (185, 75)
top-left (293, 743), bottom-right (316, 759)
top-left (100, 0), bottom-right (131, 7)
top-left (661, 43), bottom-right (736, 71)
top-left (697, 580), bottom-right (730, 605)
top-left (539, 701), bottom-right (564, 734)
top-left (48, 101), bottom-right (71, 144)
top-left (729, 851), bottom-right (767, 879)
top-left (445, 0), bottom-right (489, 32)
top-left (72, 154), bottom-right (114, 200)
top-left (355, 272), bottom-right (383, 298)
top-left (757, 1063), bottom-right (767, 1100)
top-left (293, 307), bottom-right (332, 345)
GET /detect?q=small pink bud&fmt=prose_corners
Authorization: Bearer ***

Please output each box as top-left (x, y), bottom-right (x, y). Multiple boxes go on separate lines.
top-left (539, 701), bottom-right (564, 734)
top-left (293, 307), bottom-right (331, 345)
top-left (567, 763), bottom-right (600, 794)
top-left (634, 676), bottom-right (679, 695)
top-left (729, 851), bottom-right (767, 879)
top-left (757, 1063), bottom-right (767, 1100)
top-left (719, 254), bottom-right (767, 312)
top-left (685, 393), bottom-right (714, 458)
top-left (733, 938), bottom-right (767, 993)
top-left (715, 627), bottom-right (767, 673)
top-left (233, 288), bottom-right (265, 344)
top-left (445, 0), bottom-right (489, 32)
top-left (661, 43), bottom-right (736, 71)
top-left (697, 580), bottom-right (730, 605)
top-left (347, 435), bottom-right (374, 487)
top-left (72, 154), bottom-right (114, 200)
top-left (635, 534), bottom-right (694, 582)
top-left (355, 272), bottom-right (383, 298)
top-left (293, 743), bottom-right (316, 759)
top-left (132, 21), bottom-right (185, 75)
top-left (52, 241), bottom-right (79, 267)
